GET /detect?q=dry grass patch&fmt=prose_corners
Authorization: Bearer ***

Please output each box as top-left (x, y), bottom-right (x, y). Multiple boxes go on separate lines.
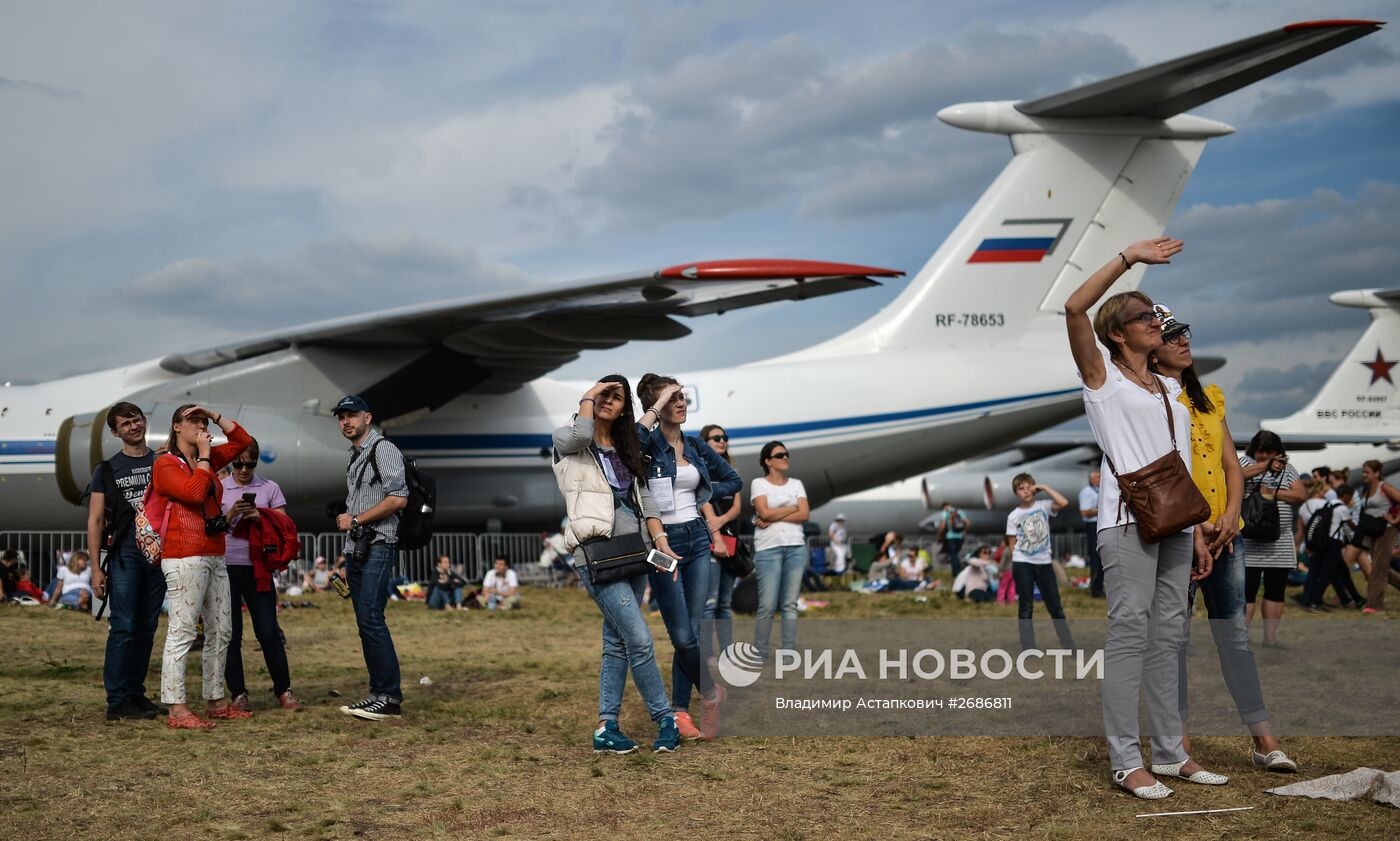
top-left (1, 585), bottom-right (1396, 840)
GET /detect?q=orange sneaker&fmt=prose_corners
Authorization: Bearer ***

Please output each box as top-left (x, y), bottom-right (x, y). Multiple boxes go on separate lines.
top-left (278, 690), bottom-right (305, 711)
top-left (673, 711), bottom-right (702, 741)
top-left (167, 712), bottom-right (215, 730)
top-left (700, 684), bottom-right (726, 741)
top-left (206, 704), bottom-right (254, 720)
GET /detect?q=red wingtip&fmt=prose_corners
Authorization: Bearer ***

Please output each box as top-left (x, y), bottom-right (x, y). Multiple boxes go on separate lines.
top-left (658, 259), bottom-right (904, 281)
top-left (1284, 19), bottom-right (1384, 32)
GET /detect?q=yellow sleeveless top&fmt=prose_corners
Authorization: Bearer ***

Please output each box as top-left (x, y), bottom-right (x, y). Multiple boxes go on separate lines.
top-left (1180, 384), bottom-right (1233, 524)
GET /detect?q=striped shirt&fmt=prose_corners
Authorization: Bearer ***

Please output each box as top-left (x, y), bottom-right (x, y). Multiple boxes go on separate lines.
top-left (345, 428), bottom-right (408, 547)
top-left (1239, 456), bottom-right (1300, 569)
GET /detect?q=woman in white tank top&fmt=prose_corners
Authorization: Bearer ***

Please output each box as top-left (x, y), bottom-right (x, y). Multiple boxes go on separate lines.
top-left (1064, 236), bottom-right (1226, 799)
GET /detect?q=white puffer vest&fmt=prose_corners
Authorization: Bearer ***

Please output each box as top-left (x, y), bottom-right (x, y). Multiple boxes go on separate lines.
top-left (552, 446), bottom-right (616, 551)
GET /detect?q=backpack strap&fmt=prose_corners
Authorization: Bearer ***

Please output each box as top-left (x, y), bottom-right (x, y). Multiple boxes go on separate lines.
top-left (353, 439), bottom-right (386, 493)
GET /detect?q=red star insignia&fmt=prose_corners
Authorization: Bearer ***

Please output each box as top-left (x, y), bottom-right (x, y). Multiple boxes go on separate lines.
top-left (1361, 348), bottom-right (1396, 386)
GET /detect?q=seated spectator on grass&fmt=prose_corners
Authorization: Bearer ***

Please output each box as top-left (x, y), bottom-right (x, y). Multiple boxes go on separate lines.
top-left (12, 563), bottom-right (49, 603)
top-left (956, 545), bottom-right (997, 603)
top-left (890, 547), bottom-right (928, 591)
top-left (0, 548), bottom-right (19, 601)
top-left (54, 550), bottom-right (94, 611)
top-left (479, 556), bottom-right (520, 610)
top-left (303, 557), bottom-right (332, 592)
top-left (427, 555), bottom-right (465, 610)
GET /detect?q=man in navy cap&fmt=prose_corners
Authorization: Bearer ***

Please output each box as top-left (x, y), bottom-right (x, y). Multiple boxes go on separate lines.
top-left (332, 395), bottom-right (408, 720)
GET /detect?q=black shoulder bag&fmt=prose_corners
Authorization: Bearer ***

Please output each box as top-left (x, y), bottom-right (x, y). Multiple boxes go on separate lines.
top-left (577, 452), bottom-right (653, 586)
top-left (1240, 466), bottom-right (1284, 542)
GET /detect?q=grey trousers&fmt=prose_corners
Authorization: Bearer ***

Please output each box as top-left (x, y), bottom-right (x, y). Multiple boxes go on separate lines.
top-left (1099, 525), bottom-right (1192, 771)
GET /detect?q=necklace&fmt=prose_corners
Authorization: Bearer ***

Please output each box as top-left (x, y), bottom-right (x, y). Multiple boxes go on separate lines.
top-left (1114, 359), bottom-right (1159, 393)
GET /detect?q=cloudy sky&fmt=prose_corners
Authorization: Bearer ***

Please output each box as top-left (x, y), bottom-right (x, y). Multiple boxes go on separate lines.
top-left (2, 0), bottom-right (1397, 433)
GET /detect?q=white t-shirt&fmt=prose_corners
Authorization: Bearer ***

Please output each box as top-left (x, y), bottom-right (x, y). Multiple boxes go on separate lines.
top-left (1006, 500), bottom-right (1056, 564)
top-left (661, 463), bottom-right (702, 525)
top-left (57, 565), bottom-right (92, 596)
top-left (483, 568), bottom-right (519, 595)
top-left (751, 476), bottom-right (808, 551)
top-left (1300, 498), bottom-right (1350, 542)
top-left (1078, 484), bottom-right (1099, 523)
top-left (1082, 347), bottom-right (1193, 534)
top-left (898, 554), bottom-right (926, 580)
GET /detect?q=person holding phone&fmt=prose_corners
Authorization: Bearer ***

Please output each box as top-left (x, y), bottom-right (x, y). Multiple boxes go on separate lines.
top-left (1237, 431), bottom-right (1306, 645)
top-left (553, 375), bottom-right (685, 754)
top-left (636, 374), bottom-right (741, 741)
top-left (220, 438), bottom-right (302, 712)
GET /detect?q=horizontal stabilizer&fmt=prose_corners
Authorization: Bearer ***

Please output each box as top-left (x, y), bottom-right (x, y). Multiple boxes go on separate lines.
top-left (1017, 20), bottom-right (1383, 120)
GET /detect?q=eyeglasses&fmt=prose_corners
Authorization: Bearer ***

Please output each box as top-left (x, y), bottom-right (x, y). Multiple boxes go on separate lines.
top-left (707, 435), bottom-right (728, 443)
top-left (1120, 310), bottom-right (1162, 328)
top-left (1163, 327), bottom-right (1192, 345)
top-left (232, 461), bottom-right (257, 470)
top-left (769, 452), bottom-right (790, 460)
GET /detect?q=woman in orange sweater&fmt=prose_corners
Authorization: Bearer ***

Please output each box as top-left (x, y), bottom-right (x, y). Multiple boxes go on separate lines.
top-left (154, 404), bottom-right (254, 730)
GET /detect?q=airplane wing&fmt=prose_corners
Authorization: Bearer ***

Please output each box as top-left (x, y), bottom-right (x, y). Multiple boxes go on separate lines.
top-left (158, 259), bottom-right (902, 418)
top-left (1017, 19), bottom-right (1383, 120)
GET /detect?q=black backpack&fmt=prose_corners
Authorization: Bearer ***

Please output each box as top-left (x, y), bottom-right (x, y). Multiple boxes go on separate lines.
top-left (355, 440), bottom-right (437, 552)
top-left (1303, 502), bottom-right (1341, 552)
top-left (1240, 469), bottom-right (1284, 542)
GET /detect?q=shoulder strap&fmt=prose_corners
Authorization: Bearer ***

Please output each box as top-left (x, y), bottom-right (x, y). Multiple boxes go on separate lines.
top-left (1154, 376), bottom-right (1178, 446)
top-left (354, 439), bottom-right (386, 492)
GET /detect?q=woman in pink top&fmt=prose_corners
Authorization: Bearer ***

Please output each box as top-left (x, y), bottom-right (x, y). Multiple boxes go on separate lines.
top-left (220, 439), bottom-right (302, 712)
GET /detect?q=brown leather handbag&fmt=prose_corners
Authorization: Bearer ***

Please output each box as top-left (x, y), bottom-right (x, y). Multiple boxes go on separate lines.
top-left (1104, 378), bottom-right (1211, 544)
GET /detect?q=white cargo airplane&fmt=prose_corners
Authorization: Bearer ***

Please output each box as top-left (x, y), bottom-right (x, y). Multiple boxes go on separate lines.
top-left (0, 20), bottom-right (1383, 531)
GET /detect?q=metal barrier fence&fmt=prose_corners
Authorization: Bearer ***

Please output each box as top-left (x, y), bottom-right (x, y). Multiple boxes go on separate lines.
top-left (2, 529), bottom-right (1095, 587)
top-left (0, 530), bottom-right (554, 586)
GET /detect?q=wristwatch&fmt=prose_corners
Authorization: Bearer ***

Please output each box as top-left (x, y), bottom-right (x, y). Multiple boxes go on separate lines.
top-left (351, 516), bottom-right (360, 528)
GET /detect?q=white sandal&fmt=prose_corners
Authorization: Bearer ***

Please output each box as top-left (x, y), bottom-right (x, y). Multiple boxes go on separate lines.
top-left (1112, 767), bottom-right (1174, 800)
top-left (1252, 749), bottom-right (1298, 772)
top-left (1151, 759), bottom-right (1228, 785)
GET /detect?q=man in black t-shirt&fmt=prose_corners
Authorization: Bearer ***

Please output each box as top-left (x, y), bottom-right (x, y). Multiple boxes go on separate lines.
top-left (85, 402), bottom-right (166, 721)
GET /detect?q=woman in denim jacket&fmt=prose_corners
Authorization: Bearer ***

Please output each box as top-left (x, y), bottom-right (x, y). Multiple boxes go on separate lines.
top-left (636, 374), bottom-right (742, 741)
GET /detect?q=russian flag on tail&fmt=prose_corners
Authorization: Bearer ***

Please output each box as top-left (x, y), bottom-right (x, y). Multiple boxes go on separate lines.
top-left (967, 218), bottom-right (1073, 264)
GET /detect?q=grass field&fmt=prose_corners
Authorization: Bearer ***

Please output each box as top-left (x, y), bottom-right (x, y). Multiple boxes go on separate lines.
top-left (2, 582), bottom-right (1397, 840)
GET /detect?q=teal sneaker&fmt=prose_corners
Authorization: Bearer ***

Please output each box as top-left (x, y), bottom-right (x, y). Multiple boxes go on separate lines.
top-left (652, 715), bottom-right (681, 753)
top-left (593, 721), bottom-right (638, 755)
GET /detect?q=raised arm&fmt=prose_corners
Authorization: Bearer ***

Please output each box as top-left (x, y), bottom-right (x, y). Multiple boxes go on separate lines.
top-left (1063, 238), bottom-right (1183, 389)
top-left (1040, 484), bottom-right (1069, 513)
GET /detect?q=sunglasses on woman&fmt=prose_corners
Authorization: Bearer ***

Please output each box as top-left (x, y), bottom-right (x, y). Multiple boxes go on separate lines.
top-left (769, 452), bottom-right (790, 460)
top-left (707, 435), bottom-right (728, 443)
top-left (1120, 310), bottom-right (1162, 328)
top-left (1163, 327), bottom-right (1192, 345)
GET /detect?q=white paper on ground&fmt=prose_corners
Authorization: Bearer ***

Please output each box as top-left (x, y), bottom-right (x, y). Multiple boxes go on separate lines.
top-left (1265, 768), bottom-right (1400, 808)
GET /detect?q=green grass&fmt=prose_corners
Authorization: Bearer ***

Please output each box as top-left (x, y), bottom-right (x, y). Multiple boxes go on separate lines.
top-left (1, 582), bottom-right (1396, 840)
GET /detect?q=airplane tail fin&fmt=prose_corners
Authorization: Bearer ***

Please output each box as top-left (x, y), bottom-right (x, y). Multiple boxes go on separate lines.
top-left (779, 20), bottom-right (1383, 360)
top-left (1264, 289), bottom-right (1400, 444)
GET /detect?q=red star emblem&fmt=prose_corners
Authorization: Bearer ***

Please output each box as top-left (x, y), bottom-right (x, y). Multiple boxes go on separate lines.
top-left (1361, 348), bottom-right (1396, 386)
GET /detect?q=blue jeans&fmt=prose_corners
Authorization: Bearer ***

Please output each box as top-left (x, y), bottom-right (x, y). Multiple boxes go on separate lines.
top-left (707, 562), bottom-right (738, 657)
top-left (427, 586), bottom-right (457, 610)
top-left (1179, 536), bottom-right (1268, 726)
top-left (102, 546), bottom-right (167, 712)
top-left (346, 542), bottom-right (402, 703)
top-left (754, 544), bottom-right (806, 661)
top-left (650, 519), bottom-right (714, 710)
top-left (944, 537), bottom-right (964, 577)
top-left (578, 561), bottom-right (672, 724)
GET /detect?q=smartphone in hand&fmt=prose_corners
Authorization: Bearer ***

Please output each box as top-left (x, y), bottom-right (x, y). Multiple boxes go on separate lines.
top-left (646, 548), bottom-right (677, 573)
